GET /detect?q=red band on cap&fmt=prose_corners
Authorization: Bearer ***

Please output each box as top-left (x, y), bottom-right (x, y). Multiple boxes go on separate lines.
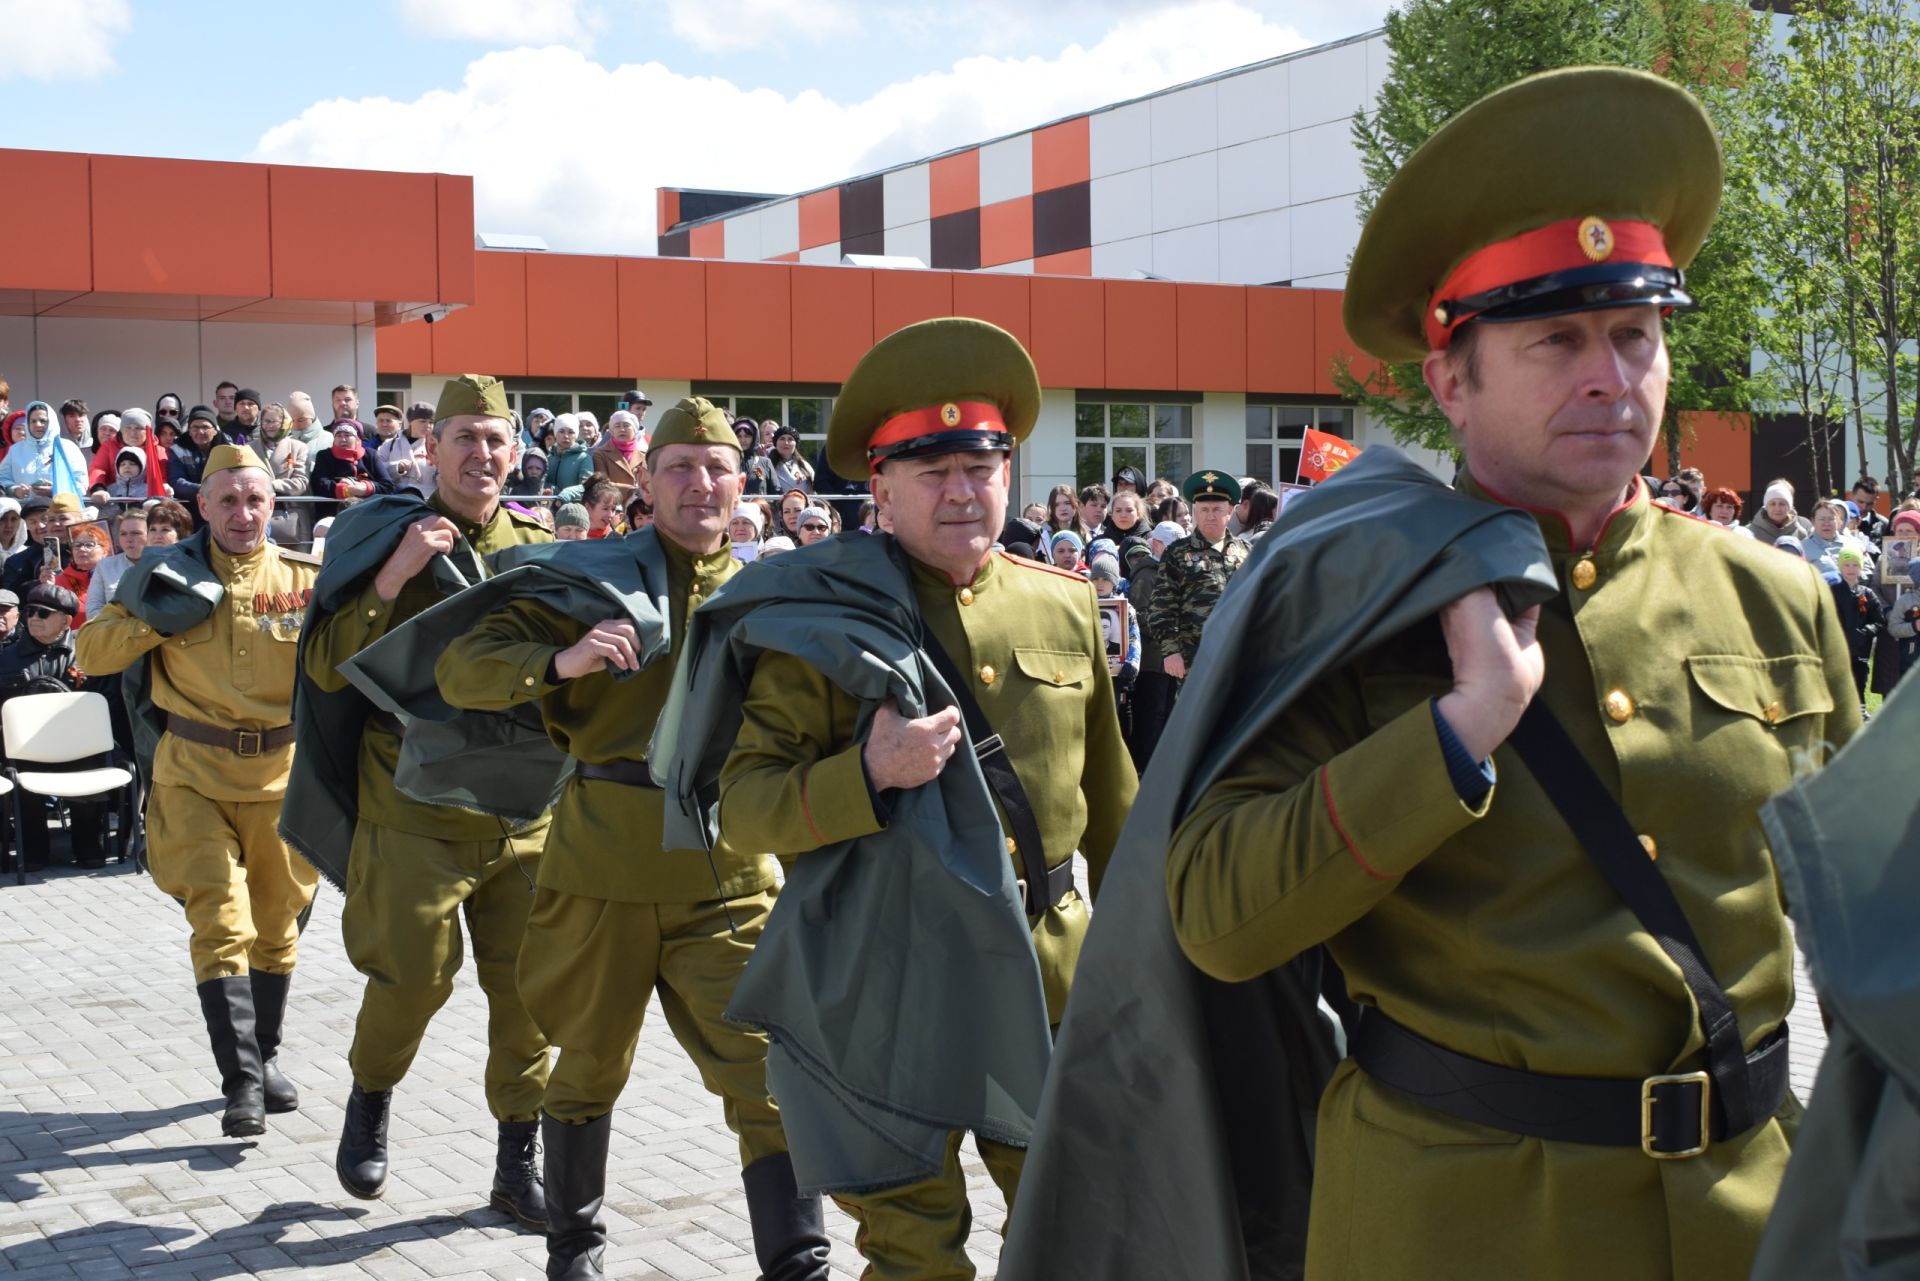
top-left (868, 401), bottom-right (1006, 455)
top-left (1425, 217), bottom-right (1673, 350)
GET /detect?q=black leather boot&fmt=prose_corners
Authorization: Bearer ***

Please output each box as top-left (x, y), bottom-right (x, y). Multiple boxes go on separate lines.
top-left (741, 1152), bottom-right (832, 1281)
top-left (543, 1112), bottom-right (611, 1279)
top-left (249, 970), bottom-right (298, 1114)
top-left (336, 1084), bottom-right (392, 1199)
top-left (195, 976), bottom-right (266, 1138)
top-left (490, 1119), bottom-right (546, 1229)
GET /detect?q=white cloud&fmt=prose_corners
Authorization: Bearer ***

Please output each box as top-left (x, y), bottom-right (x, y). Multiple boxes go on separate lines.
top-left (252, 2), bottom-right (1313, 255)
top-left (400, 0), bottom-right (593, 48)
top-left (0, 0), bottom-right (130, 80)
top-left (659, 0), bottom-right (857, 52)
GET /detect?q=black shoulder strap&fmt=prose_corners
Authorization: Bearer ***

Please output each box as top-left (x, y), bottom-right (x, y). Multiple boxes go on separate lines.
top-left (917, 618), bottom-right (1053, 917)
top-left (1506, 699), bottom-right (1762, 1135)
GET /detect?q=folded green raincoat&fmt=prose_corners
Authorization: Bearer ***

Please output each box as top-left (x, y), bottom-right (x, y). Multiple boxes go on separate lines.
top-left (108, 529), bottom-right (225, 782)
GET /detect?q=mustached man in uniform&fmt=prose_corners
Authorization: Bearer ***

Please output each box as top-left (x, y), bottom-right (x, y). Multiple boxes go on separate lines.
top-left (300, 375), bottom-right (552, 1225)
top-left (1163, 68), bottom-right (1860, 1280)
top-left (76, 445), bottom-right (321, 1138)
top-left (433, 399), bottom-right (830, 1281)
top-left (718, 318), bottom-right (1137, 1280)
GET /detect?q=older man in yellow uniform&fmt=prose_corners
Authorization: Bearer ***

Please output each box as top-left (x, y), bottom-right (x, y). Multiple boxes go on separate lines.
top-left (300, 375), bottom-right (552, 1224)
top-left (76, 445), bottom-right (320, 1138)
top-left (719, 318), bottom-right (1137, 1281)
top-left (1163, 69), bottom-right (1859, 1280)
top-left (433, 399), bottom-right (830, 1281)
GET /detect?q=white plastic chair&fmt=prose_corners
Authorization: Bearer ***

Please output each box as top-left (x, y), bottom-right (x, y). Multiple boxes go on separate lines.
top-left (3, 691), bottom-right (136, 884)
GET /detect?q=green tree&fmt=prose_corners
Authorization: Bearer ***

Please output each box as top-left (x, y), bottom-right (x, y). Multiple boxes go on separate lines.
top-left (1336, 0), bottom-right (1772, 474)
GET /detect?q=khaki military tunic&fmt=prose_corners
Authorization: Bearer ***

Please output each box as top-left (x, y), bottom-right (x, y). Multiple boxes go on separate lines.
top-left (1146, 530), bottom-right (1247, 667)
top-left (76, 541), bottom-right (321, 983)
top-left (720, 549), bottom-right (1138, 1281)
top-left (436, 534), bottom-right (785, 1152)
top-left (303, 494), bottom-right (553, 1121)
top-left (1166, 477), bottom-right (1860, 1281)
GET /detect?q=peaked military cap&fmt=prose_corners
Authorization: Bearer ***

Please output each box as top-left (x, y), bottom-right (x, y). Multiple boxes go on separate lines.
top-left (1183, 469), bottom-right (1240, 505)
top-left (1345, 66), bottom-right (1723, 364)
top-left (827, 317), bottom-right (1041, 480)
top-left (434, 374), bottom-right (512, 423)
top-left (649, 397), bottom-right (741, 453)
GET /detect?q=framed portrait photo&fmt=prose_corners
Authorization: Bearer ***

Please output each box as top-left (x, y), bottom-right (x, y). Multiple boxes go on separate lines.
top-left (1882, 536), bottom-right (1914, 585)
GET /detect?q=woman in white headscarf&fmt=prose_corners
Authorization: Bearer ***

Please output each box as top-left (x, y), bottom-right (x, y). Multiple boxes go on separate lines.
top-left (0, 497), bottom-right (25, 555)
top-left (0, 401), bottom-right (90, 500)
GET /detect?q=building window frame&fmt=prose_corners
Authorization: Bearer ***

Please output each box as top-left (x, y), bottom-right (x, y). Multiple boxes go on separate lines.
top-left (1244, 399), bottom-right (1355, 489)
top-left (1073, 391), bottom-right (1200, 492)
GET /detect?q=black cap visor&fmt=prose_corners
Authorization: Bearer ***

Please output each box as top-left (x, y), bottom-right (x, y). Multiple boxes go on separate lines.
top-left (1443, 262), bottom-right (1692, 332)
top-left (869, 428), bottom-right (1014, 469)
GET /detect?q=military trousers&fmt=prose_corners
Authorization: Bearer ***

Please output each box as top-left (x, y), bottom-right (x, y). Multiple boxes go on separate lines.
top-left (146, 783), bottom-right (319, 984)
top-left (518, 885), bottom-right (786, 1166)
top-left (833, 1129), bottom-right (1026, 1281)
top-left (342, 820), bottom-right (550, 1122)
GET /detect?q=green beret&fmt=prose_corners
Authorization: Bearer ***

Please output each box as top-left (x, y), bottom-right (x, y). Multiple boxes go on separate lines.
top-left (649, 397), bottom-right (742, 454)
top-left (1345, 66), bottom-right (1723, 363)
top-left (1182, 470), bottom-right (1240, 505)
top-left (435, 374), bottom-right (512, 423)
top-left (827, 317), bottom-right (1040, 481)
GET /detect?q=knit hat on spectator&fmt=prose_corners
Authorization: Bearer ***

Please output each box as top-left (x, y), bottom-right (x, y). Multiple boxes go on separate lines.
top-left (554, 503), bottom-right (590, 531)
top-left (236, 388), bottom-right (262, 408)
top-left (1843, 501), bottom-right (1860, 520)
top-left (1050, 529), bottom-right (1084, 554)
top-left (435, 374), bottom-right (511, 423)
top-left (732, 503), bottom-right (765, 535)
top-left (1775, 536), bottom-right (1805, 557)
top-left (1892, 511), bottom-right (1920, 536)
top-left (116, 446), bottom-right (146, 474)
top-left (1123, 541), bottom-right (1155, 575)
top-left (649, 397), bottom-right (740, 453)
top-left (120, 407), bottom-right (153, 430)
top-left (407, 401), bottom-right (436, 423)
top-left (187, 404), bottom-right (218, 428)
top-left (0, 497), bottom-right (18, 518)
top-left (1087, 537), bottom-right (1118, 561)
top-left (553, 412), bottom-right (579, 435)
top-left (1835, 547), bottom-right (1864, 568)
top-left (1149, 520), bottom-right (1186, 548)
top-left (1763, 480), bottom-right (1795, 509)
top-left (761, 535), bottom-right (796, 555)
top-left (1088, 553), bottom-right (1121, 585)
top-left (798, 505), bottom-right (833, 529)
top-left (23, 582), bottom-right (78, 616)
top-left (521, 448), bottom-right (548, 473)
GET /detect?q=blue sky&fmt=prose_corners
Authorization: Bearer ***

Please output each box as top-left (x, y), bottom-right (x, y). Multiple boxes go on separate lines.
top-left (3, 0), bottom-right (1393, 253)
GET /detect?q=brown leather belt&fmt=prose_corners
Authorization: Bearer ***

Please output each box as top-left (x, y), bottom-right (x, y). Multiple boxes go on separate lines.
top-left (166, 714), bottom-right (296, 757)
top-left (576, 759), bottom-right (660, 789)
top-left (367, 709), bottom-right (406, 738)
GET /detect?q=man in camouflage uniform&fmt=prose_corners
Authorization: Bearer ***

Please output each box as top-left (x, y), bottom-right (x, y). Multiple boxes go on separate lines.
top-left (1147, 470), bottom-right (1248, 680)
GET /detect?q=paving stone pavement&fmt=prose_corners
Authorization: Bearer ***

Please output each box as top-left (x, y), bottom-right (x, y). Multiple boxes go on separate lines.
top-left (1, 858), bottom-right (1830, 1280)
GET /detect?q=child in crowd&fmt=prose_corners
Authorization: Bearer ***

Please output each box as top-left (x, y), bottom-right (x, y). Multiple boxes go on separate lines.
top-left (1829, 547), bottom-right (1883, 710)
top-left (1049, 529), bottom-right (1085, 573)
top-left (106, 446), bottom-right (148, 500)
top-left (507, 448), bottom-right (549, 497)
top-left (1088, 552), bottom-right (1138, 694)
top-left (553, 503), bottom-right (590, 542)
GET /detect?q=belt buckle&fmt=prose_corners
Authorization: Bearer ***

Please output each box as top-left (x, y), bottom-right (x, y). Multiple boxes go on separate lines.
top-left (975, 733), bottom-right (1006, 760)
top-left (235, 730), bottom-right (262, 758)
top-left (1641, 1071), bottom-right (1711, 1159)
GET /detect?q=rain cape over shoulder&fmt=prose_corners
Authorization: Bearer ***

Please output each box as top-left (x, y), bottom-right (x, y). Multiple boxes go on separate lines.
top-left (1000, 446), bottom-right (1558, 1281)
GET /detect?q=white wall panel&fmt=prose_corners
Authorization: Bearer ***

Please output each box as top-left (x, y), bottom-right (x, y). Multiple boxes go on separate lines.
top-left (1217, 61), bottom-right (1290, 147)
top-left (25, 317), bottom-right (202, 417)
top-left (984, 258), bottom-right (1034, 275)
top-left (979, 133), bottom-right (1034, 204)
top-left (1152, 224), bottom-right (1220, 283)
top-left (1288, 39), bottom-right (1370, 130)
top-left (1291, 193), bottom-right (1360, 280)
top-left (1090, 167), bottom-right (1154, 245)
top-left (1217, 133), bottom-right (1289, 220)
top-left (1150, 152), bottom-right (1219, 233)
top-left (1288, 119), bottom-right (1365, 207)
top-left (1151, 84), bottom-right (1218, 163)
top-left (1218, 208), bottom-right (1292, 285)
top-left (1365, 34), bottom-right (1392, 108)
top-left (1091, 235), bottom-right (1154, 279)
top-left (885, 220), bottom-right (932, 266)
top-left (759, 200), bottom-right (800, 259)
top-left (883, 164), bottom-right (931, 229)
top-left (198, 322), bottom-right (365, 411)
top-left (800, 243), bottom-right (842, 266)
top-left (1020, 387), bottom-right (1079, 507)
top-left (1089, 100), bottom-right (1151, 177)
top-left (722, 207), bottom-right (763, 261)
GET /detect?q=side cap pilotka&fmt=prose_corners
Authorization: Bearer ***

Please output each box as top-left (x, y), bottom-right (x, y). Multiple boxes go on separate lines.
top-left (1343, 66), bottom-right (1724, 364)
top-left (650, 397), bottom-right (742, 453)
top-left (434, 374), bottom-right (512, 423)
top-left (202, 443), bottom-right (270, 477)
top-left (826, 317), bottom-right (1041, 481)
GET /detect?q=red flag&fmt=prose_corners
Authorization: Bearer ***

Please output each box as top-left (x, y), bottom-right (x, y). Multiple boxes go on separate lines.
top-left (1296, 428), bottom-right (1360, 484)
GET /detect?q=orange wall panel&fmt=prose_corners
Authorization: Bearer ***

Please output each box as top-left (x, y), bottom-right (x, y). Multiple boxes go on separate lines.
top-left (1310, 288), bottom-right (1371, 395)
top-left (436, 175), bottom-right (476, 304)
top-left (1030, 277), bottom-right (1104, 387)
top-left (619, 257), bottom-right (706, 380)
top-left (930, 151), bottom-right (980, 219)
top-left (1246, 289), bottom-right (1315, 393)
top-left (657, 189), bottom-right (681, 234)
top-left (799, 190), bottom-right (839, 250)
top-left (1032, 248), bottom-right (1091, 276)
top-left (979, 197), bottom-right (1033, 268)
top-left (1176, 285), bottom-right (1247, 393)
top-left (951, 274), bottom-right (1031, 349)
top-left (0, 150), bottom-right (91, 292)
top-left (688, 220), bottom-right (725, 259)
top-left (872, 271), bottom-right (954, 340)
top-left (1676, 410), bottom-right (1752, 494)
top-left (790, 267), bottom-right (873, 382)
top-left (376, 317), bottom-right (433, 372)
top-left (707, 262), bottom-right (791, 381)
top-left (92, 156), bottom-right (271, 296)
top-left (526, 254), bottom-right (619, 377)
top-left (1104, 280), bottom-right (1177, 390)
top-left (271, 166), bottom-right (440, 302)
top-left (425, 250), bottom-right (527, 375)
top-left (1032, 117), bottom-right (1091, 192)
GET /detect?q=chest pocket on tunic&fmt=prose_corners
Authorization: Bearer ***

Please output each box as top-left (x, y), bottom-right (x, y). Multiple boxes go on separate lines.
top-left (1012, 648), bottom-right (1091, 691)
top-left (1685, 653), bottom-right (1833, 729)
top-left (170, 617), bottom-right (216, 650)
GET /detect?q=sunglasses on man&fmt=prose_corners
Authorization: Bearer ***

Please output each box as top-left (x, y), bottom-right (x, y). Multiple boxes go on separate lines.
top-left (25, 605), bottom-right (68, 621)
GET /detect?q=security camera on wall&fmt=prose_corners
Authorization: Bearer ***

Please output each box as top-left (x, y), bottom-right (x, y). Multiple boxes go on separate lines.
top-left (422, 307), bottom-right (450, 325)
